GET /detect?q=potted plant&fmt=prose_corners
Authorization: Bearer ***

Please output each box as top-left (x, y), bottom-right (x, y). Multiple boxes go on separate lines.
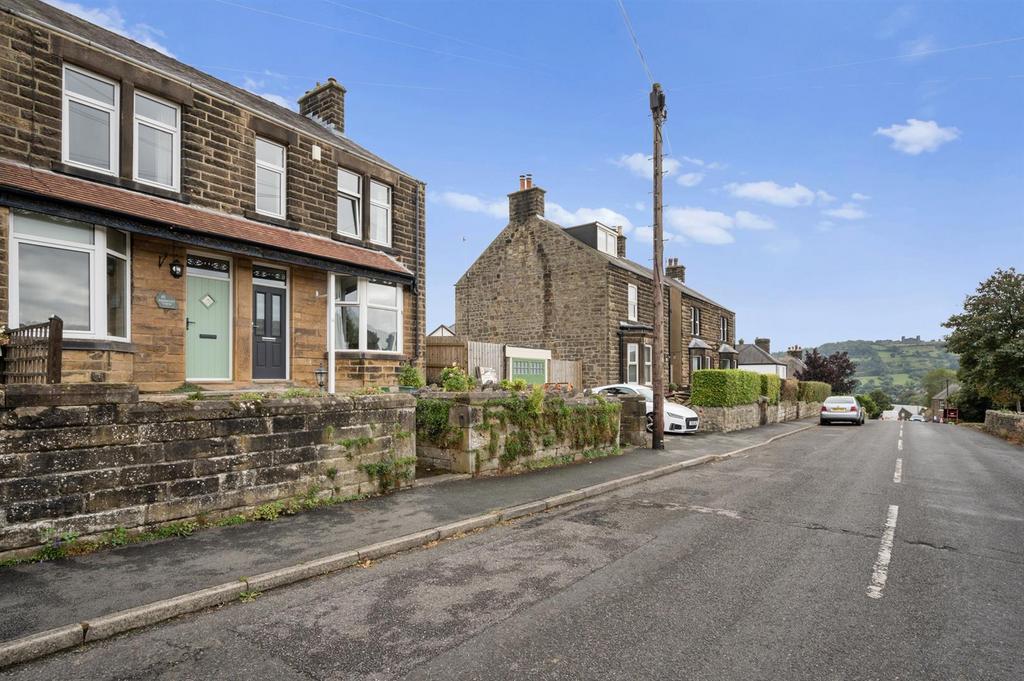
top-left (397, 364), bottom-right (425, 393)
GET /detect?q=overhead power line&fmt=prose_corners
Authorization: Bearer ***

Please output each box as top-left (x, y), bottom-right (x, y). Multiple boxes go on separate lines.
top-left (617, 0), bottom-right (655, 85)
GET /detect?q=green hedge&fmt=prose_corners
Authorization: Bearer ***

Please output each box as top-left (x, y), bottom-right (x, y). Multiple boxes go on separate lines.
top-left (691, 370), bottom-right (761, 407)
top-left (759, 374), bottom-right (781, 405)
top-left (798, 381), bottom-right (832, 403)
top-left (781, 378), bottom-right (799, 402)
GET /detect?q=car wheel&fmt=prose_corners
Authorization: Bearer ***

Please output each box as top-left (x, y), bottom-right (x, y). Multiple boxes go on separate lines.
top-left (646, 412), bottom-right (655, 433)
top-left (820, 419), bottom-right (828, 426)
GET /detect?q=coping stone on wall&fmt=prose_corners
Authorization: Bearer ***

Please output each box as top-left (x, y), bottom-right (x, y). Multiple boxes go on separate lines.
top-left (0, 384), bottom-right (139, 408)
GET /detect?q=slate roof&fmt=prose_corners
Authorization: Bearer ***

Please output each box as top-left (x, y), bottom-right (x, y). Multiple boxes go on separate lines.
top-left (537, 218), bottom-right (734, 313)
top-left (780, 354), bottom-right (807, 377)
top-left (736, 343), bottom-right (786, 366)
top-left (688, 338), bottom-right (711, 350)
top-left (3, 0), bottom-right (416, 180)
top-left (0, 161), bottom-right (412, 277)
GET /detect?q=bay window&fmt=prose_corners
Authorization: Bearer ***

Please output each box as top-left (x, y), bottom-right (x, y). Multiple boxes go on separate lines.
top-left (626, 343), bottom-right (639, 384)
top-left (333, 276), bottom-right (402, 353)
top-left (133, 91), bottom-right (180, 190)
top-left (337, 168), bottom-right (361, 237)
top-left (255, 137), bottom-right (286, 218)
top-left (9, 211), bottom-right (129, 340)
top-left (62, 64), bottom-right (119, 175)
top-left (369, 181), bottom-right (391, 246)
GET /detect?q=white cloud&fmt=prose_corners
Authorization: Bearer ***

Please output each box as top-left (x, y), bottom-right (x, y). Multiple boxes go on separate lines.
top-left (815, 190), bottom-right (836, 204)
top-left (548, 203), bottom-right (634, 231)
top-left (614, 152), bottom-right (681, 179)
top-left (901, 36), bottom-right (937, 60)
top-left (877, 5), bottom-right (915, 39)
top-left (851, 192), bottom-right (871, 201)
top-left (816, 220), bottom-right (835, 232)
top-left (242, 77), bottom-right (294, 110)
top-left (875, 118), bottom-right (960, 155)
top-left (734, 210), bottom-right (775, 230)
top-left (725, 180), bottom-right (817, 207)
top-left (47, 1), bottom-right (174, 56)
top-left (433, 191), bottom-right (506, 219)
top-left (823, 202), bottom-right (867, 220)
top-left (666, 207), bottom-right (734, 245)
top-left (677, 172), bottom-right (704, 187)
top-left (633, 201), bottom-right (645, 212)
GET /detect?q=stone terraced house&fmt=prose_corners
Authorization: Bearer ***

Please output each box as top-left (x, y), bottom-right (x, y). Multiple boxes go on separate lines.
top-left (455, 176), bottom-right (736, 389)
top-left (0, 0), bottom-right (426, 392)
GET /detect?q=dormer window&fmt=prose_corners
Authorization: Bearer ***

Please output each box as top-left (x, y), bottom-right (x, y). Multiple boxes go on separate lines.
top-left (597, 225), bottom-right (617, 256)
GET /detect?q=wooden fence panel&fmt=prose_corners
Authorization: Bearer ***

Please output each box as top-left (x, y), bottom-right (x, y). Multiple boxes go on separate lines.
top-left (549, 359), bottom-right (582, 390)
top-left (425, 337), bottom-right (467, 384)
top-left (1, 316), bottom-right (63, 384)
top-left (467, 341), bottom-right (504, 383)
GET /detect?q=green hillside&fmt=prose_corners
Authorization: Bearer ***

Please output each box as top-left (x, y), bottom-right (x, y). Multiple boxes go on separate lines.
top-left (779, 338), bottom-right (958, 402)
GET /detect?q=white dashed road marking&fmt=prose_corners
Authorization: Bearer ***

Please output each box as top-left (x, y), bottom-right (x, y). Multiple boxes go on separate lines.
top-left (867, 504), bottom-right (899, 599)
top-left (893, 458), bottom-right (903, 483)
top-left (897, 439), bottom-right (903, 451)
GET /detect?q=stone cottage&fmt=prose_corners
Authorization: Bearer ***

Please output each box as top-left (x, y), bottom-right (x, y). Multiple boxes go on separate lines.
top-left (454, 176), bottom-right (736, 388)
top-left (0, 0), bottom-right (425, 392)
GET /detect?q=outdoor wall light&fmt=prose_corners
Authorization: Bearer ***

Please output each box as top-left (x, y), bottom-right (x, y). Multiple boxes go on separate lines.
top-left (314, 362), bottom-right (327, 391)
top-left (169, 259), bottom-right (184, 278)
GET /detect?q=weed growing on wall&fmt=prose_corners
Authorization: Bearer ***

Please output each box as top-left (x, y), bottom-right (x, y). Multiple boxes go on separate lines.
top-left (358, 456), bottom-right (417, 492)
top-left (415, 399), bottom-right (463, 448)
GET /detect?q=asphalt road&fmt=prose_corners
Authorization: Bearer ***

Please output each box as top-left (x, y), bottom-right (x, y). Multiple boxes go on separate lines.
top-left (4, 420), bottom-right (1022, 680)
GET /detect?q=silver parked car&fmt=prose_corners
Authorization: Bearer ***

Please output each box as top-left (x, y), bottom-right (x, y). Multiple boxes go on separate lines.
top-left (820, 395), bottom-right (865, 426)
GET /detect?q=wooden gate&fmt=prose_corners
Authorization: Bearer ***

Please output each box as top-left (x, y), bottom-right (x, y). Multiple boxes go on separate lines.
top-left (1, 316), bottom-right (63, 384)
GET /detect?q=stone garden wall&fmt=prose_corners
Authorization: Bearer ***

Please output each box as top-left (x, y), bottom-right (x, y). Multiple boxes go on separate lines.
top-left (983, 410), bottom-right (1024, 444)
top-left (695, 400), bottom-right (822, 433)
top-left (0, 385), bottom-right (415, 557)
top-left (416, 391), bottom-right (628, 475)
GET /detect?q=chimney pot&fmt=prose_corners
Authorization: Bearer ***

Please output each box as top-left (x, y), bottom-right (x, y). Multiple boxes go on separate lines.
top-left (298, 77), bottom-right (347, 133)
top-left (666, 259), bottom-right (686, 283)
top-left (508, 176), bottom-right (545, 223)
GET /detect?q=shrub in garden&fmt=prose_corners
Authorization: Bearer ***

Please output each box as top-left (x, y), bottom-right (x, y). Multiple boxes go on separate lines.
top-left (781, 378), bottom-right (799, 402)
top-left (690, 370), bottom-right (761, 407)
top-left (398, 364), bottom-right (424, 389)
top-left (797, 380), bottom-right (832, 403)
top-left (439, 364), bottom-right (474, 392)
top-left (759, 374), bottom-right (782, 405)
top-left (856, 394), bottom-right (880, 419)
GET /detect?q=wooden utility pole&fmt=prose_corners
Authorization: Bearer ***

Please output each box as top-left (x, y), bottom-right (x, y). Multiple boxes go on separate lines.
top-left (650, 83), bottom-right (667, 449)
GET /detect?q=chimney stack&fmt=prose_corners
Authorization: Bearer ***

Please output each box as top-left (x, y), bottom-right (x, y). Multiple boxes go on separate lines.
top-left (755, 337), bottom-right (771, 354)
top-left (298, 77), bottom-right (346, 133)
top-left (616, 225), bottom-right (627, 258)
top-left (508, 173), bottom-right (545, 223)
top-left (666, 258), bottom-right (686, 283)
top-left (787, 345), bottom-right (803, 359)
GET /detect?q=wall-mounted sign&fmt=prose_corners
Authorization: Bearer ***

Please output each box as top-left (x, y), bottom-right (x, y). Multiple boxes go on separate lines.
top-left (154, 292), bottom-right (178, 310)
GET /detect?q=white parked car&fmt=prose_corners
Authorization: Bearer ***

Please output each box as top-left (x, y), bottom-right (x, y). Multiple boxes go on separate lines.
top-left (593, 384), bottom-right (699, 434)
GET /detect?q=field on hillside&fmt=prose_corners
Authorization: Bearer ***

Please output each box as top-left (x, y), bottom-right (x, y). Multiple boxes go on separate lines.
top-left (783, 339), bottom-right (959, 400)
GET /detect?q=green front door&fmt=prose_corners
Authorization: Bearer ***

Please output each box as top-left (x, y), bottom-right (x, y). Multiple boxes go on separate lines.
top-left (185, 257), bottom-right (231, 381)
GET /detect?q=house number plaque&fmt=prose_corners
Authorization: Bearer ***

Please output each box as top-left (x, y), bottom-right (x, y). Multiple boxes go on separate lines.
top-left (155, 292), bottom-right (178, 310)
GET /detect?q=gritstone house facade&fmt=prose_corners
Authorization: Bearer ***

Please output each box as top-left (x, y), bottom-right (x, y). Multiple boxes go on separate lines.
top-left (0, 0), bottom-right (425, 391)
top-left (455, 176), bottom-right (736, 389)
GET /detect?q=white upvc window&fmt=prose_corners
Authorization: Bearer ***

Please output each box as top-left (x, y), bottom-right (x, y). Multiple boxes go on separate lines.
top-left (255, 137), bottom-right (286, 218)
top-left (691, 354), bottom-right (705, 372)
top-left (133, 91), bottom-right (180, 191)
top-left (627, 284), bottom-right (638, 322)
top-left (597, 226), bottom-right (617, 256)
top-left (334, 276), bottom-right (403, 353)
top-left (9, 210), bottom-right (130, 340)
top-left (337, 168), bottom-right (361, 237)
top-left (644, 344), bottom-right (653, 385)
top-left (692, 307), bottom-right (701, 336)
top-left (626, 342), bottom-right (639, 384)
top-left (720, 315), bottom-right (728, 342)
top-left (62, 64), bottom-right (119, 175)
top-left (369, 180), bottom-right (392, 246)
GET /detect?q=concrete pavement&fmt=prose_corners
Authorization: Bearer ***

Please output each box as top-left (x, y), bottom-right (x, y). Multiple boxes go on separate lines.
top-left (4, 419), bottom-right (1021, 679)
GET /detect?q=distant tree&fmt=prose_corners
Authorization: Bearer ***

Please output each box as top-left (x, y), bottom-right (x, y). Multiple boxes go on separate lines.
top-left (950, 383), bottom-right (994, 423)
top-left (943, 268), bottom-right (1024, 412)
top-left (797, 349), bottom-right (858, 394)
top-left (921, 368), bottom-right (958, 403)
top-left (868, 389), bottom-right (893, 413)
top-left (856, 394), bottom-right (880, 419)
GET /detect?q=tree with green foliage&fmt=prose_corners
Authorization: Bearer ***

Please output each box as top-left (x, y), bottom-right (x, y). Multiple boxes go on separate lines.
top-left (797, 349), bottom-right (858, 394)
top-left (856, 394), bottom-right (880, 419)
top-left (943, 268), bottom-right (1024, 412)
top-left (921, 368), bottom-right (958, 403)
top-left (868, 389), bottom-right (893, 413)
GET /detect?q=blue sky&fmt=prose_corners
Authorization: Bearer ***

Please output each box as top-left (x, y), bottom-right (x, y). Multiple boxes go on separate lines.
top-left (51, 0), bottom-right (1024, 350)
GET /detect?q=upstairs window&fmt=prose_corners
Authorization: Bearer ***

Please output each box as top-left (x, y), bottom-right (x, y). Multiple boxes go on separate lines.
top-left (255, 137), bottom-right (286, 218)
top-left (597, 226), bottom-right (617, 256)
top-left (627, 284), bottom-right (638, 322)
top-left (9, 210), bottom-right (129, 340)
top-left (133, 91), bottom-right (180, 190)
top-left (720, 315), bottom-right (729, 342)
top-left (337, 168), bottom-right (361, 237)
top-left (369, 181), bottom-right (391, 245)
top-left (692, 307), bottom-right (701, 336)
top-left (62, 65), bottom-right (119, 175)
